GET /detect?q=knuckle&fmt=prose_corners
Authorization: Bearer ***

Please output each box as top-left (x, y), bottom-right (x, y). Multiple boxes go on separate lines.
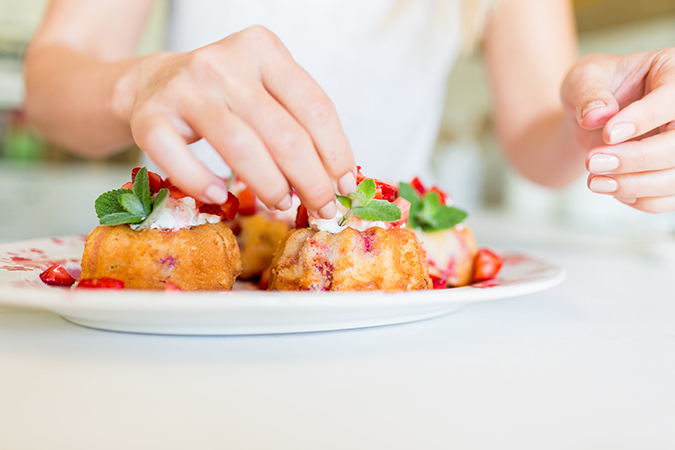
top-left (222, 130), bottom-right (251, 154)
top-left (237, 25), bottom-right (283, 53)
top-left (188, 49), bottom-right (224, 79)
top-left (272, 129), bottom-right (310, 158)
top-left (305, 95), bottom-right (336, 125)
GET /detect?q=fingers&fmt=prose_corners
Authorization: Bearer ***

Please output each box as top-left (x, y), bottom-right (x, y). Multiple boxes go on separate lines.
top-left (604, 84), bottom-right (675, 144)
top-left (588, 168), bottom-right (675, 202)
top-left (562, 55), bottom-right (620, 130)
top-left (260, 48), bottom-right (357, 194)
top-left (131, 112), bottom-right (231, 205)
top-left (226, 85), bottom-right (338, 218)
top-left (180, 97), bottom-right (293, 210)
top-left (619, 196), bottom-right (675, 214)
top-left (587, 128), bottom-right (675, 175)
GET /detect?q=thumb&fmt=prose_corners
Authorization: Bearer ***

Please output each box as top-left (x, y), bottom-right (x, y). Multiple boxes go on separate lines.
top-left (562, 56), bottom-right (620, 130)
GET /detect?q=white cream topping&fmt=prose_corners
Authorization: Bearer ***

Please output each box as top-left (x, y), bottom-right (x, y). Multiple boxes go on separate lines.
top-left (135, 196), bottom-right (221, 231)
top-left (309, 202), bottom-right (401, 234)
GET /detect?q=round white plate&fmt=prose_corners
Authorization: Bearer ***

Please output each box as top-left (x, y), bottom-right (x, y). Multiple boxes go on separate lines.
top-left (0, 236), bottom-right (565, 335)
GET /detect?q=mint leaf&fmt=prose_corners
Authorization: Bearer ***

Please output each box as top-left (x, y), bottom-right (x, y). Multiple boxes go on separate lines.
top-left (118, 192), bottom-right (146, 217)
top-left (337, 195), bottom-right (352, 209)
top-left (135, 188), bottom-right (170, 231)
top-left (100, 212), bottom-right (145, 226)
top-left (352, 200), bottom-right (401, 222)
top-left (356, 179), bottom-right (376, 203)
top-left (426, 206), bottom-right (468, 231)
top-left (94, 189), bottom-right (132, 219)
top-left (132, 167), bottom-right (152, 215)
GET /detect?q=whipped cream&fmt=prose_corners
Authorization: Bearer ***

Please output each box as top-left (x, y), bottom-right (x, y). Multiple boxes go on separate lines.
top-left (309, 201), bottom-right (405, 234)
top-left (133, 197), bottom-right (221, 231)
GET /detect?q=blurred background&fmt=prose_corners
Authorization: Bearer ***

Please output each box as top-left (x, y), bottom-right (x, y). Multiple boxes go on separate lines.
top-left (1, 0), bottom-right (675, 251)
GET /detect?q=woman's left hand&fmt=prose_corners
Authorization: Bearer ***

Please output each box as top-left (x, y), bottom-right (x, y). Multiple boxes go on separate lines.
top-left (562, 48), bottom-right (675, 213)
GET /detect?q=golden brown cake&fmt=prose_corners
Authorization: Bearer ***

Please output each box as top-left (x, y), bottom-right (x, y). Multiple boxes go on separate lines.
top-left (413, 225), bottom-right (478, 287)
top-left (81, 222), bottom-right (242, 290)
top-left (269, 227), bottom-right (431, 291)
top-left (235, 214), bottom-right (291, 280)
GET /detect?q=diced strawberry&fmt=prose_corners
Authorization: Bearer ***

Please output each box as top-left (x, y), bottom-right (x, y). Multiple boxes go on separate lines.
top-left (160, 177), bottom-right (173, 189)
top-left (430, 274), bottom-right (447, 290)
top-left (220, 192), bottom-right (239, 220)
top-left (131, 167), bottom-right (164, 193)
top-left (121, 181), bottom-right (133, 190)
top-left (429, 186), bottom-right (448, 205)
top-left (198, 203), bottom-right (224, 217)
top-left (295, 203), bottom-right (309, 228)
top-left (356, 166), bottom-right (366, 183)
top-left (76, 277), bottom-right (125, 289)
top-left (237, 188), bottom-right (257, 216)
top-left (39, 264), bottom-right (76, 287)
top-left (376, 181), bottom-right (398, 202)
top-left (165, 280), bottom-right (182, 291)
top-left (168, 185), bottom-right (188, 199)
top-left (472, 248), bottom-right (503, 282)
top-left (389, 197), bottom-right (411, 227)
top-left (410, 177), bottom-right (426, 195)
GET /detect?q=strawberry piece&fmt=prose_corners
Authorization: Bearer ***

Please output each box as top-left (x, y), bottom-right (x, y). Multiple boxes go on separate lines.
top-left (376, 181), bottom-right (398, 202)
top-left (389, 197), bottom-right (411, 227)
top-left (472, 248), bottom-right (503, 282)
top-left (120, 181), bottom-right (133, 190)
top-left (356, 166), bottom-right (365, 183)
top-left (165, 280), bottom-right (182, 291)
top-left (77, 277), bottom-right (125, 289)
top-left (430, 274), bottom-right (447, 290)
top-left (295, 203), bottom-right (309, 228)
top-left (220, 192), bottom-right (239, 220)
top-left (198, 203), bottom-right (223, 217)
top-left (428, 186), bottom-right (447, 205)
top-left (237, 188), bottom-right (257, 216)
top-left (39, 264), bottom-right (76, 287)
top-left (168, 185), bottom-right (188, 199)
top-left (410, 177), bottom-right (426, 195)
top-left (131, 167), bottom-right (164, 193)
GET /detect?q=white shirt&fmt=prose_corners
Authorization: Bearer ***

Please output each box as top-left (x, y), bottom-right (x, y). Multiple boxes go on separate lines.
top-left (165, 0), bottom-right (463, 182)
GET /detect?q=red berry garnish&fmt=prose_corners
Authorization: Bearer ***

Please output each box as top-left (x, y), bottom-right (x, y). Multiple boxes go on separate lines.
top-left (198, 203), bottom-right (224, 216)
top-left (295, 203), bottom-right (309, 228)
top-left (220, 192), bottom-right (239, 220)
top-left (472, 248), bottom-right (503, 283)
top-left (165, 280), bottom-right (182, 291)
top-left (77, 278), bottom-right (125, 289)
top-left (121, 181), bottom-right (133, 190)
top-left (410, 177), bottom-right (426, 195)
top-left (237, 188), bottom-right (257, 216)
top-left (430, 274), bottom-right (447, 290)
top-left (39, 264), bottom-right (76, 287)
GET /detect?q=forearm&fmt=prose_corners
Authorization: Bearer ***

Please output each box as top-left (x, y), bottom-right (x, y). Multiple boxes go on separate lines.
top-left (501, 108), bottom-right (586, 188)
top-left (24, 44), bottom-right (148, 157)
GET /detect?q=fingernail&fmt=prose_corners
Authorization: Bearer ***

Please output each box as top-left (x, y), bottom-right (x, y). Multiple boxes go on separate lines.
top-left (581, 100), bottom-right (607, 119)
top-left (589, 177), bottom-right (618, 194)
top-left (588, 154), bottom-right (620, 173)
top-left (616, 197), bottom-right (637, 205)
top-left (275, 194), bottom-right (292, 211)
top-left (609, 123), bottom-right (636, 144)
top-left (338, 172), bottom-right (357, 195)
top-left (204, 183), bottom-right (229, 204)
top-left (318, 201), bottom-right (337, 219)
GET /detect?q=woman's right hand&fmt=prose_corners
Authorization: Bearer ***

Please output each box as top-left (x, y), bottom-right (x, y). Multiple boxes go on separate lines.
top-left (112, 25), bottom-right (356, 218)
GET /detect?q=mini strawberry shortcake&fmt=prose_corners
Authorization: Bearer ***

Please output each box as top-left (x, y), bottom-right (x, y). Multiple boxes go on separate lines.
top-left (80, 168), bottom-right (242, 290)
top-left (226, 180), bottom-right (299, 280)
top-left (269, 173), bottom-right (431, 291)
top-left (397, 177), bottom-right (500, 288)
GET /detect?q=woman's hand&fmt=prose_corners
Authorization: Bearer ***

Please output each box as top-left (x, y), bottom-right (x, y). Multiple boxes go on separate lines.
top-left (562, 49), bottom-right (675, 213)
top-left (114, 26), bottom-right (356, 218)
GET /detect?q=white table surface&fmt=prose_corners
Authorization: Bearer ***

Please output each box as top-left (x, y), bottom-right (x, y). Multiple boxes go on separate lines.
top-left (1, 216), bottom-right (674, 450)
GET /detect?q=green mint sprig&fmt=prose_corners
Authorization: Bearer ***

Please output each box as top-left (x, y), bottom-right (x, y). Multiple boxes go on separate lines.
top-left (336, 179), bottom-right (401, 226)
top-left (95, 167), bottom-right (161, 226)
top-left (398, 182), bottom-right (467, 232)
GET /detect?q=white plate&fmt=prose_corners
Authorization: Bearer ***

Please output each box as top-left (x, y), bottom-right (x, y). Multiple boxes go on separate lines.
top-left (0, 236), bottom-right (565, 335)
